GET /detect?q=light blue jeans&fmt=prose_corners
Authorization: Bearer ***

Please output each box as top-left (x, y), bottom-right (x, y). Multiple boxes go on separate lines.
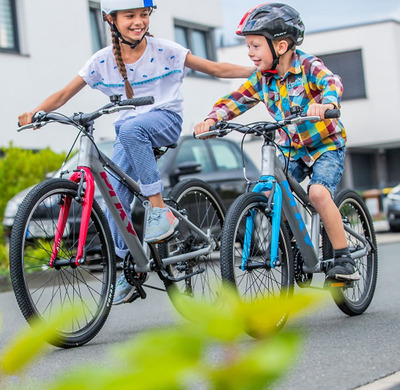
top-left (279, 148), bottom-right (345, 198)
top-left (105, 109), bottom-right (182, 258)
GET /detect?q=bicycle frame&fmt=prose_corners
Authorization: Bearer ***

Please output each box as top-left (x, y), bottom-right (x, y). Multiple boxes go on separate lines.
top-left (243, 137), bottom-right (371, 274)
top-left (51, 129), bottom-right (216, 274)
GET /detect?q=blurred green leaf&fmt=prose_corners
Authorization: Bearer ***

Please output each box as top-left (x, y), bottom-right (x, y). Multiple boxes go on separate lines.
top-left (0, 285), bottom-right (324, 390)
top-left (238, 290), bottom-right (326, 338)
top-left (0, 305), bottom-right (83, 374)
top-left (170, 286), bottom-right (246, 342)
top-left (114, 328), bottom-right (204, 371)
top-left (209, 331), bottom-right (301, 390)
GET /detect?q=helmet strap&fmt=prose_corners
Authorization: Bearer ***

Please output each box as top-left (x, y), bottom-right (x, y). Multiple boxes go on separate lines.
top-left (109, 21), bottom-right (147, 50)
top-left (263, 38), bottom-right (295, 76)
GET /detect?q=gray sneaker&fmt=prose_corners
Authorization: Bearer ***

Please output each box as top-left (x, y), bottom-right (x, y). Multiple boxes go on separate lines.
top-left (326, 256), bottom-right (360, 281)
top-left (144, 207), bottom-right (179, 243)
top-left (112, 273), bottom-right (136, 305)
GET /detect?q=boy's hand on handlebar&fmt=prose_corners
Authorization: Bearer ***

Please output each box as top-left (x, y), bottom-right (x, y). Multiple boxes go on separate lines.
top-left (194, 118), bottom-right (216, 139)
top-left (307, 103), bottom-right (335, 120)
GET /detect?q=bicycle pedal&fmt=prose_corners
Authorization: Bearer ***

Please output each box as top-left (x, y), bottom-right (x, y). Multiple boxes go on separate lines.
top-left (126, 286), bottom-right (147, 303)
top-left (324, 278), bottom-right (354, 289)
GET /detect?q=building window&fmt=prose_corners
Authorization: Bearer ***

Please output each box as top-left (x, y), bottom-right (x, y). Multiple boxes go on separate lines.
top-left (351, 151), bottom-right (376, 190)
top-left (386, 148), bottom-right (400, 187)
top-left (89, 2), bottom-right (107, 52)
top-left (318, 49), bottom-right (366, 101)
top-left (0, 0), bottom-right (19, 52)
top-left (174, 20), bottom-right (216, 76)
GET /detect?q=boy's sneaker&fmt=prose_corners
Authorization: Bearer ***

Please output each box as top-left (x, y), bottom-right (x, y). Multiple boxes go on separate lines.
top-left (326, 255), bottom-right (360, 281)
top-left (113, 273), bottom-right (136, 305)
top-left (144, 207), bottom-right (179, 243)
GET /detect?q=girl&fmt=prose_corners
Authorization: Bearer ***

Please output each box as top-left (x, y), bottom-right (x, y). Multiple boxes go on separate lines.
top-left (18, 0), bottom-right (255, 304)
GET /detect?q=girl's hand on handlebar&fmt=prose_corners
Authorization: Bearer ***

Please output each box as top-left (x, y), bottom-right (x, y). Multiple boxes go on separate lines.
top-left (18, 111), bottom-right (35, 127)
top-left (194, 118), bottom-right (216, 139)
top-left (307, 103), bottom-right (335, 120)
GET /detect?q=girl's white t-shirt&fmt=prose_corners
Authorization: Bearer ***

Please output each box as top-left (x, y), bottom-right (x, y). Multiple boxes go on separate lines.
top-left (79, 36), bottom-right (190, 125)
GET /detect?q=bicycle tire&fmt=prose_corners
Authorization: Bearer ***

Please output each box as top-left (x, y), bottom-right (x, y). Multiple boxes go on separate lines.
top-left (220, 192), bottom-right (294, 332)
top-left (158, 179), bottom-right (225, 313)
top-left (322, 189), bottom-right (378, 316)
top-left (9, 179), bottom-right (116, 348)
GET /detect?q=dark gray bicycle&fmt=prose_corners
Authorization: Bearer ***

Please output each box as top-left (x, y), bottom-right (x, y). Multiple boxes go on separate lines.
top-left (197, 107), bottom-right (378, 326)
top-left (10, 95), bottom-right (225, 348)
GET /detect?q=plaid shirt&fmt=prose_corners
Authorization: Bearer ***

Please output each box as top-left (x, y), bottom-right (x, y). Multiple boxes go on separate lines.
top-left (207, 50), bottom-right (346, 166)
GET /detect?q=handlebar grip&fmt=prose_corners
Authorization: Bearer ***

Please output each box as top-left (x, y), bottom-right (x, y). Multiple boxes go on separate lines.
top-left (17, 111), bottom-right (45, 127)
top-left (121, 96), bottom-right (155, 107)
top-left (324, 109), bottom-right (340, 119)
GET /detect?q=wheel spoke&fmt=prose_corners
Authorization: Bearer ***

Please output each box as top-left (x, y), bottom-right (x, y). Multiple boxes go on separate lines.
top-left (10, 179), bottom-right (115, 347)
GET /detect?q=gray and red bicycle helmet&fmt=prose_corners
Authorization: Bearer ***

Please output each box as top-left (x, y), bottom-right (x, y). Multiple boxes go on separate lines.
top-left (236, 3), bottom-right (305, 71)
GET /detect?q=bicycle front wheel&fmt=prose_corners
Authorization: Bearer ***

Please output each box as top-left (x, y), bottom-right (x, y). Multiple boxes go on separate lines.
top-left (159, 179), bottom-right (225, 311)
top-left (323, 189), bottom-right (378, 316)
top-left (220, 192), bottom-right (294, 329)
top-left (9, 179), bottom-right (116, 348)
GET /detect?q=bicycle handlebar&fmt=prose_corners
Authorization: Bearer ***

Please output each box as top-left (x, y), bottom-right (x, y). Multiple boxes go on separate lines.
top-left (17, 95), bottom-right (155, 132)
top-left (195, 108), bottom-right (340, 139)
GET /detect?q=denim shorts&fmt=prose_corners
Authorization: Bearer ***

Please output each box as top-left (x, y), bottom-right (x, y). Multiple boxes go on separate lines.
top-left (278, 148), bottom-right (345, 198)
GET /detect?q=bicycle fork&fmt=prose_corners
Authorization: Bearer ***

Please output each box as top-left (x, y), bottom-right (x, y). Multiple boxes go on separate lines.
top-left (50, 167), bottom-right (94, 268)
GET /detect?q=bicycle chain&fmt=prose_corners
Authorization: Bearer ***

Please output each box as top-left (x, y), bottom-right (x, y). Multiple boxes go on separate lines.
top-left (293, 246), bottom-right (313, 288)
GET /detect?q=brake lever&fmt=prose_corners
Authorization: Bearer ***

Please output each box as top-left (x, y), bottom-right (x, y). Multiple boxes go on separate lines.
top-left (287, 115), bottom-right (321, 125)
top-left (195, 130), bottom-right (221, 139)
top-left (99, 105), bottom-right (136, 114)
top-left (17, 121), bottom-right (48, 132)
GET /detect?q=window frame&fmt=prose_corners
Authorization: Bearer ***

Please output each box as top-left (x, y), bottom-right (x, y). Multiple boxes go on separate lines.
top-left (174, 19), bottom-right (217, 77)
top-left (89, 1), bottom-right (108, 52)
top-left (0, 0), bottom-right (20, 53)
top-left (317, 49), bottom-right (367, 101)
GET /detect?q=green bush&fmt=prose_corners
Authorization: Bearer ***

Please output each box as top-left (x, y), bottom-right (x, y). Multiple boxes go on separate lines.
top-left (0, 143), bottom-right (66, 274)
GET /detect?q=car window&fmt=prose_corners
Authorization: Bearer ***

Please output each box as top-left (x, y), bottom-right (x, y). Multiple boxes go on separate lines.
top-left (59, 141), bottom-right (114, 173)
top-left (176, 139), bottom-right (213, 173)
top-left (208, 139), bottom-right (241, 171)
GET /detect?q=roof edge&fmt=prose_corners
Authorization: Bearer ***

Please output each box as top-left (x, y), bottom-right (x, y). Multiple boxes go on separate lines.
top-left (306, 18), bottom-right (400, 35)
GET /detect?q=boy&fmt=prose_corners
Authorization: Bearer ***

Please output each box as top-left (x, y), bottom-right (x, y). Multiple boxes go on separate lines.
top-left (194, 3), bottom-right (359, 282)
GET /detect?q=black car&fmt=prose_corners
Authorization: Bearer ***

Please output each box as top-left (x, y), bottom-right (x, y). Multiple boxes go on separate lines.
top-left (3, 135), bottom-right (260, 239)
top-left (386, 184), bottom-right (400, 231)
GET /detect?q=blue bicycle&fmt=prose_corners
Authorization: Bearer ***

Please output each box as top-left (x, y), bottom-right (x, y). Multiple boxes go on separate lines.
top-left (197, 107), bottom-right (378, 322)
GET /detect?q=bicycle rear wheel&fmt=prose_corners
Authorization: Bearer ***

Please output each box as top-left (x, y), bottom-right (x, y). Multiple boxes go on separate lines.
top-left (9, 179), bottom-right (116, 348)
top-left (323, 189), bottom-right (378, 316)
top-left (159, 179), bottom-right (225, 312)
top-left (220, 192), bottom-right (294, 331)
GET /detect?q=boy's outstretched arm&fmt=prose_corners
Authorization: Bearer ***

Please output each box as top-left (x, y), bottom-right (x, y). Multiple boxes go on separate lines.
top-left (18, 76), bottom-right (87, 126)
top-left (185, 53), bottom-right (255, 78)
top-left (195, 72), bottom-right (263, 138)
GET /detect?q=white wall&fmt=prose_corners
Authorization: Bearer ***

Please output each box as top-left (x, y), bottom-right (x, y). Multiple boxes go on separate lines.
top-left (303, 21), bottom-right (400, 148)
top-left (0, 0), bottom-right (234, 152)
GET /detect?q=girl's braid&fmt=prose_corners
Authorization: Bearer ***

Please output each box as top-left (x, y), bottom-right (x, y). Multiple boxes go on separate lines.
top-left (111, 28), bottom-right (134, 99)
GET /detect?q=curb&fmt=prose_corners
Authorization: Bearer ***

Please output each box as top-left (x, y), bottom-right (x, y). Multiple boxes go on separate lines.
top-left (355, 371), bottom-right (400, 389)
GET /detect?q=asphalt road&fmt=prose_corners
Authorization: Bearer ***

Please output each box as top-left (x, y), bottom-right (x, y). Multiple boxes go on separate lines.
top-left (0, 230), bottom-right (399, 389)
